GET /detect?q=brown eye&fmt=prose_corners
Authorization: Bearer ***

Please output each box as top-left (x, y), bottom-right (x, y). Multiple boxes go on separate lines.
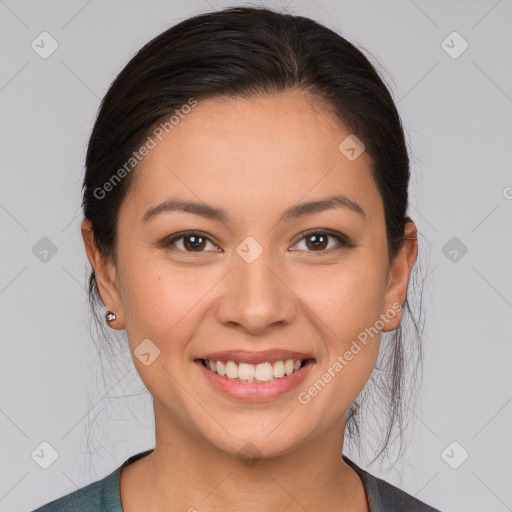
top-left (292, 230), bottom-right (352, 253)
top-left (304, 233), bottom-right (329, 251)
top-left (165, 232), bottom-right (218, 253)
top-left (182, 235), bottom-right (207, 251)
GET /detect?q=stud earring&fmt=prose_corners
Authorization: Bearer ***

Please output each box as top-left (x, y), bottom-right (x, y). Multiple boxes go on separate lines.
top-left (105, 310), bottom-right (116, 323)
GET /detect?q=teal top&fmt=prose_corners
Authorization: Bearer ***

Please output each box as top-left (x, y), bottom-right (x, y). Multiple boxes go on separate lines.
top-left (32, 449), bottom-right (441, 511)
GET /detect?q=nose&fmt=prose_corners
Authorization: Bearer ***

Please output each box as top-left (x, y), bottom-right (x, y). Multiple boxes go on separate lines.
top-left (214, 248), bottom-right (296, 335)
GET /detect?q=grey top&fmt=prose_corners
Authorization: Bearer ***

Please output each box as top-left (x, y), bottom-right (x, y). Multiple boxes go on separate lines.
top-left (32, 449), bottom-right (441, 511)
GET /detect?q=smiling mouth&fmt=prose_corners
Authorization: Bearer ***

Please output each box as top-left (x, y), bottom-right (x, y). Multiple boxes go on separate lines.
top-left (199, 358), bottom-right (311, 383)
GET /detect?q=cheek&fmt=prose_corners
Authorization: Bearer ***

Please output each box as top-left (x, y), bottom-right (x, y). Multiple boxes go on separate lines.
top-left (292, 295), bottom-right (383, 437)
top-left (292, 253), bottom-right (387, 390)
top-left (296, 253), bottom-right (388, 337)
top-left (119, 250), bottom-right (221, 359)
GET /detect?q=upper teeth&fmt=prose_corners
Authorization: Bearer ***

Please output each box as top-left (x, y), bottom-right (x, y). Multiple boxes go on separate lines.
top-left (204, 359), bottom-right (303, 382)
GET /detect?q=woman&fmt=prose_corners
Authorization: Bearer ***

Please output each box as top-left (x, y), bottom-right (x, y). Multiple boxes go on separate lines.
top-left (33, 5), bottom-right (441, 511)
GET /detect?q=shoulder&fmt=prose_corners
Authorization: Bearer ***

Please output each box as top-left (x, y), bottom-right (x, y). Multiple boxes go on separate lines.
top-left (30, 466), bottom-right (122, 512)
top-left (344, 457), bottom-right (442, 512)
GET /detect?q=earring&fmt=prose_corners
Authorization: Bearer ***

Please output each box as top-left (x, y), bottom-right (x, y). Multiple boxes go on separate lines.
top-left (105, 310), bottom-right (116, 323)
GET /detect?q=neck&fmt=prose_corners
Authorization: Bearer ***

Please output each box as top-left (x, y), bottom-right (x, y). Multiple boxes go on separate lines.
top-left (120, 403), bottom-right (369, 512)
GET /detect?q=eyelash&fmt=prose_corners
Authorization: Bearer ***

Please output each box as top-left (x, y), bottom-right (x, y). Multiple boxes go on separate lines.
top-left (163, 229), bottom-right (353, 255)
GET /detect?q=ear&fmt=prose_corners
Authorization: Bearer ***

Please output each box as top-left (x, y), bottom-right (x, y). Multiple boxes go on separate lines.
top-left (381, 221), bottom-right (418, 332)
top-left (81, 218), bottom-right (125, 329)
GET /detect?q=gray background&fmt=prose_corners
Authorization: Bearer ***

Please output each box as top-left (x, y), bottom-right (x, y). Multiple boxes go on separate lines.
top-left (1, 1), bottom-right (511, 511)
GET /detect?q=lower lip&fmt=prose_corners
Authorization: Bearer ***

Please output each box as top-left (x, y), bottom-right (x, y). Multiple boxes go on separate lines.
top-left (195, 359), bottom-right (315, 402)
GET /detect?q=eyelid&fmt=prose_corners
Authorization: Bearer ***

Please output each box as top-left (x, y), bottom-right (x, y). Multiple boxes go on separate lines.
top-left (291, 229), bottom-right (354, 252)
top-left (163, 230), bottom-right (221, 252)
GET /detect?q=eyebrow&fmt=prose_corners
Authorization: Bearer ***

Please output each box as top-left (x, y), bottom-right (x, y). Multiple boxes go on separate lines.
top-left (141, 194), bottom-right (366, 224)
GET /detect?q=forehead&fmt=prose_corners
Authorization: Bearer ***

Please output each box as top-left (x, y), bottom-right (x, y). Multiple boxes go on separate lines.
top-left (121, 90), bottom-right (381, 224)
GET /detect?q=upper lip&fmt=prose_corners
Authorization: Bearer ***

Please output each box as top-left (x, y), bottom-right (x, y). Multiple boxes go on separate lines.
top-left (197, 349), bottom-right (315, 365)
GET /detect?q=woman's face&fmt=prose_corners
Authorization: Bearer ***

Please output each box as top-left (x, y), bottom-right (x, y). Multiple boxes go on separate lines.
top-left (83, 90), bottom-right (416, 459)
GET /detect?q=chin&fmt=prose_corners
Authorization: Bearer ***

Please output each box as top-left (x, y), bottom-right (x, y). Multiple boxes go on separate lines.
top-left (199, 422), bottom-right (306, 462)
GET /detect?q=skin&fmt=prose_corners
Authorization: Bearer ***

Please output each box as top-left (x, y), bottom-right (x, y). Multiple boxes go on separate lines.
top-left (82, 89), bottom-right (417, 512)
